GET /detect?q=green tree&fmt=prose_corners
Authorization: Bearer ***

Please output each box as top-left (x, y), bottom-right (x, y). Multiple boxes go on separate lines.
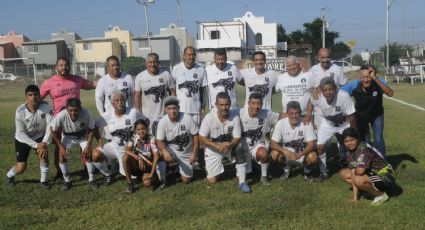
top-left (380, 43), bottom-right (413, 66)
top-left (121, 56), bottom-right (146, 76)
top-left (277, 24), bottom-right (290, 42)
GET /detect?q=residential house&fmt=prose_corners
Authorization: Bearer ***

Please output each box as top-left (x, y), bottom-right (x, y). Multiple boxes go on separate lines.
top-left (21, 39), bottom-right (67, 66)
top-left (0, 31), bottom-right (30, 59)
top-left (105, 26), bottom-right (133, 58)
top-left (132, 35), bottom-right (178, 70)
top-left (50, 29), bottom-right (81, 72)
top-left (160, 23), bottom-right (195, 62)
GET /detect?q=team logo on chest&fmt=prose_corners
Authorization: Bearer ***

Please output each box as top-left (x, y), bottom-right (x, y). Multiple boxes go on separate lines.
top-left (265, 77), bottom-right (269, 82)
top-left (298, 130), bottom-right (304, 136)
top-left (123, 81), bottom-right (128, 87)
top-left (301, 78), bottom-right (306, 83)
top-left (125, 119), bottom-right (131, 125)
top-left (335, 106), bottom-right (341, 112)
top-left (159, 78), bottom-right (164, 83)
top-left (41, 114), bottom-right (46, 119)
top-left (258, 119), bottom-right (264, 125)
top-left (181, 125), bottom-right (186, 131)
top-left (193, 73), bottom-right (198, 79)
top-left (227, 71), bottom-right (232, 76)
top-left (228, 126), bottom-right (233, 132)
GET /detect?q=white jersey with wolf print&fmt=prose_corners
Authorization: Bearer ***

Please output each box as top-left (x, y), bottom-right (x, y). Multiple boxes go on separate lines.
top-left (240, 68), bottom-right (279, 110)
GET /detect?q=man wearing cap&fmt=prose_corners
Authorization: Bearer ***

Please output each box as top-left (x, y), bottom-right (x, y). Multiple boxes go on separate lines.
top-left (156, 96), bottom-right (200, 185)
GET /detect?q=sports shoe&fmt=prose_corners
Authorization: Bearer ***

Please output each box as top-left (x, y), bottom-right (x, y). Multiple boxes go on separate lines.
top-left (239, 182), bottom-right (251, 193)
top-left (126, 183), bottom-right (135, 194)
top-left (371, 193), bottom-right (389, 206)
top-left (105, 175), bottom-right (113, 186)
top-left (61, 182), bottom-right (72, 191)
top-left (155, 182), bottom-right (167, 192)
top-left (40, 181), bottom-right (51, 190)
top-left (261, 176), bottom-right (271, 186)
top-left (320, 173), bottom-right (329, 181)
top-left (53, 171), bottom-right (63, 183)
top-left (7, 177), bottom-right (15, 187)
top-left (280, 171), bottom-right (290, 181)
top-left (88, 180), bottom-right (99, 189)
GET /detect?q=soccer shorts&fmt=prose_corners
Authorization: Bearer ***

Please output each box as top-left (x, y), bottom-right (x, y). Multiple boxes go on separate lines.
top-left (204, 149), bottom-right (235, 178)
top-left (15, 137), bottom-right (43, 163)
top-left (62, 136), bottom-right (88, 153)
top-left (169, 150), bottom-right (194, 178)
top-left (317, 120), bottom-right (349, 145)
top-left (99, 142), bottom-right (125, 176)
top-left (243, 143), bottom-right (268, 174)
top-left (368, 165), bottom-right (395, 191)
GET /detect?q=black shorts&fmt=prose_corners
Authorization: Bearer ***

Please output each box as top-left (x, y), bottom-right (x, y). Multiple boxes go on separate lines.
top-left (15, 137), bottom-right (43, 163)
top-left (367, 170), bottom-right (395, 191)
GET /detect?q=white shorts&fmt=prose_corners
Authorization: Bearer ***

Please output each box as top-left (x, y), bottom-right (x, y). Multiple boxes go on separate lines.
top-left (98, 142), bottom-right (125, 176)
top-left (62, 136), bottom-right (88, 153)
top-left (284, 147), bottom-right (306, 165)
top-left (169, 149), bottom-right (194, 178)
top-left (204, 149), bottom-right (235, 178)
top-left (243, 143), bottom-right (268, 174)
top-left (317, 120), bottom-right (349, 145)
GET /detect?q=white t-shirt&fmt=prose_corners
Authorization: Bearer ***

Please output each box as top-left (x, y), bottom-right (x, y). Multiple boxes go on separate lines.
top-left (15, 101), bottom-right (53, 148)
top-left (51, 108), bottom-right (95, 138)
top-left (205, 63), bottom-right (242, 110)
top-left (156, 112), bottom-right (199, 155)
top-left (239, 108), bottom-right (279, 150)
top-left (311, 90), bottom-right (356, 127)
top-left (199, 110), bottom-right (241, 155)
top-left (275, 71), bottom-right (315, 114)
top-left (271, 117), bottom-right (316, 153)
top-left (96, 108), bottom-right (146, 152)
top-left (95, 72), bottom-right (134, 114)
top-left (240, 68), bottom-right (279, 110)
top-left (310, 63), bottom-right (347, 88)
top-left (172, 62), bottom-right (207, 114)
top-left (134, 69), bottom-right (175, 118)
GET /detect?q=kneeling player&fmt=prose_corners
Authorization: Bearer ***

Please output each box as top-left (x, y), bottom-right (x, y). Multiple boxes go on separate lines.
top-left (6, 85), bottom-right (53, 189)
top-left (238, 93), bottom-right (279, 186)
top-left (271, 101), bottom-right (318, 181)
top-left (156, 96), bottom-right (199, 186)
top-left (123, 119), bottom-right (159, 193)
top-left (199, 92), bottom-right (251, 193)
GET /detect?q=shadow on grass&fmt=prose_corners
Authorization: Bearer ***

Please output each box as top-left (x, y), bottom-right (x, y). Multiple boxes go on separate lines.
top-left (386, 153), bottom-right (418, 170)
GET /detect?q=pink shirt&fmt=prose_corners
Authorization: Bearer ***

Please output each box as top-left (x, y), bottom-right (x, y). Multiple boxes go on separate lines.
top-left (40, 75), bottom-right (93, 116)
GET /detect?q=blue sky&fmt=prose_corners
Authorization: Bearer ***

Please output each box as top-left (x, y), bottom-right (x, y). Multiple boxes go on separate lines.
top-left (1, 0), bottom-right (424, 53)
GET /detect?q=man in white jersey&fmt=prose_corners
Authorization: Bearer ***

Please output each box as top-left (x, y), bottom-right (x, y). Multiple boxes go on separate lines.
top-left (199, 92), bottom-right (251, 193)
top-left (238, 93), bottom-right (280, 186)
top-left (95, 55), bottom-right (134, 115)
top-left (311, 77), bottom-right (356, 180)
top-left (276, 55), bottom-right (315, 121)
top-left (156, 96), bottom-right (199, 185)
top-left (240, 51), bottom-right (279, 110)
top-left (205, 48), bottom-right (243, 110)
top-left (271, 101), bottom-right (318, 182)
top-left (51, 98), bottom-right (100, 191)
top-left (93, 91), bottom-right (146, 184)
top-left (172, 46), bottom-right (207, 125)
top-left (134, 53), bottom-right (176, 132)
top-left (7, 85), bottom-right (53, 189)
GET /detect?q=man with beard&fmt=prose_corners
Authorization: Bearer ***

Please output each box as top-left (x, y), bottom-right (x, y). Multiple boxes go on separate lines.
top-left (156, 97), bottom-right (199, 186)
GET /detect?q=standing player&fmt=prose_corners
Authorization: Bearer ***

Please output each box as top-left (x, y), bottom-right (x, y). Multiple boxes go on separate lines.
top-left (238, 93), bottom-right (280, 186)
top-left (40, 56), bottom-right (97, 180)
top-left (93, 91), bottom-right (146, 184)
top-left (95, 55), bottom-right (134, 115)
top-left (205, 48), bottom-right (243, 110)
top-left (172, 46), bottom-right (207, 125)
top-left (199, 92), bottom-right (251, 193)
top-left (270, 101), bottom-right (318, 181)
top-left (156, 97), bottom-right (199, 186)
top-left (240, 51), bottom-right (279, 110)
top-left (134, 53), bottom-right (176, 132)
top-left (312, 77), bottom-right (356, 180)
top-left (6, 85), bottom-right (53, 189)
top-left (341, 65), bottom-right (393, 157)
top-left (276, 55), bottom-right (315, 120)
top-left (50, 98), bottom-right (100, 191)
top-left (310, 48), bottom-right (347, 89)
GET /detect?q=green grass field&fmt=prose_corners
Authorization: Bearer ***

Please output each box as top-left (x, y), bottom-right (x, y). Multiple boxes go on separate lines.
top-left (0, 78), bottom-right (424, 229)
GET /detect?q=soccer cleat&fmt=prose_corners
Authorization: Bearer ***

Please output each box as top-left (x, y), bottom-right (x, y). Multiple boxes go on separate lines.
top-left (371, 193), bottom-right (389, 206)
top-left (53, 171), bottom-right (63, 182)
top-left (88, 181), bottom-right (99, 189)
top-left (7, 177), bottom-right (15, 187)
top-left (105, 175), bottom-right (113, 186)
top-left (126, 183), bottom-right (135, 194)
top-left (261, 176), bottom-right (271, 186)
top-left (155, 182), bottom-right (167, 192)
top-left (40, 181), bottom-right (51, 190)
top-left (239, 182), bottom-right (251, 193)
top-left (280, 171), bottom-right (290, 181)
top-left (320, 173), bottom-right (329, 181)
top-left (61, 182), bottom-right (72, 191)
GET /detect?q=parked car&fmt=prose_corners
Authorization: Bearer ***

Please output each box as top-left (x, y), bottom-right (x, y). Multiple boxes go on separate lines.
top-left (331, 61), bottom-right (360, 73)
top-left (1, 73), bottom-right (18, 81)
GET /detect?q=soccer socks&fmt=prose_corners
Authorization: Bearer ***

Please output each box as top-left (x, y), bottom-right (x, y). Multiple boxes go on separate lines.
top-left (59, 163), bottom-right (71, 182)
top-left (7, 166), bottom-right (17, 178)
top-left (94, 161), bottom-right (110, 176)
top-left (236, 163), bottom-right (247, 184)
top-left (260, 163), bottom-right (269, 177)
top-left (156, 161), bottom-right (166, 183)
top-left (85, 162), bottom-right (95, 182)
top-left (39, 161), bottom-right (49, 183)
top-left (319, 153), bottom-right (327, 174)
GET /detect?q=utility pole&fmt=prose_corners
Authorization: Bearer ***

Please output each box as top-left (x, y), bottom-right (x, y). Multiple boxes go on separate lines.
top-left (137, 0), bottom-right (155, 53)
top-left (321, 7), bottom-right (327, 48)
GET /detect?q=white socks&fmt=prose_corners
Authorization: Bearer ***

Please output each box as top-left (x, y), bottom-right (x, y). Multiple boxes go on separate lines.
top-left (236, 163), bottom-right (247, 184)
top-left (260, 163), bottom-right (269, 177)
top-left (94, 161), bottom-right (110, 177)
top-left (156, 161), bottom-right (166, 183)
top-left (40, 161), bottom-right (49, 182)
top-left (59, 163), bottom-right (71, 182)
top-left (85, 162), bottom-right (95, 182)
top-left (7, 166), bottom-right (16, 178)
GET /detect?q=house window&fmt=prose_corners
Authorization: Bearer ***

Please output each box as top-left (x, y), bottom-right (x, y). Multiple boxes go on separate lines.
top-left (138, 40), bottom-right (149, 48)
top-left (83, 42), bottom-right (92, 51)
top-left (255, 33), bottom-right (263, 45)
top-left (28, 45), bottom-right (38, 53)
top-left (211, 30), bottom-right (220, 40)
